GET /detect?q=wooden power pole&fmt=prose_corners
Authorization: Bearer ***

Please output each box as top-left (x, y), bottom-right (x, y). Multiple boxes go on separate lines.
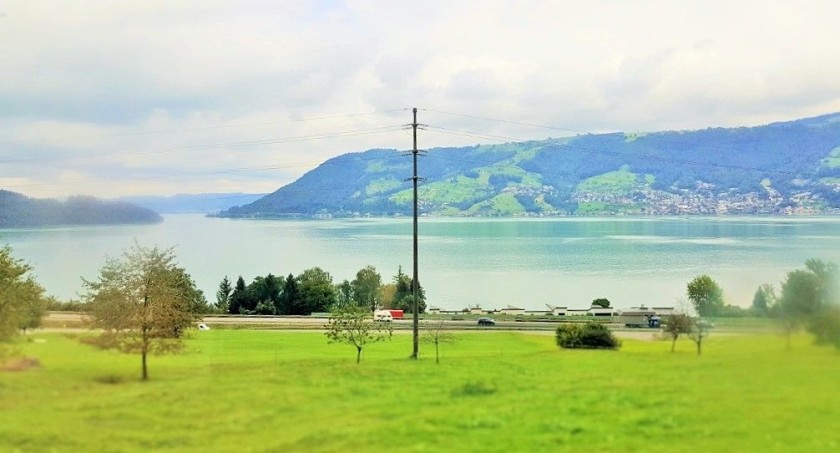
top-left (411, 107), bottom-right (420, 360)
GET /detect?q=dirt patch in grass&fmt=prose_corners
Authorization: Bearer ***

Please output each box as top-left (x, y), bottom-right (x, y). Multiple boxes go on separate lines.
top-left (0, 357), bottom-right (41, 372)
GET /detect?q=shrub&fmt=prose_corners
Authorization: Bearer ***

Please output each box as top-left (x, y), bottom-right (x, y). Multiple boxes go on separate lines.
top-left (556, 322), bottom-right (621, 350)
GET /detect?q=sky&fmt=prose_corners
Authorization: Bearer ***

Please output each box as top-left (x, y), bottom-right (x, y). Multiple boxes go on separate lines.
top-left (2, 0), bottom-right (840, 199)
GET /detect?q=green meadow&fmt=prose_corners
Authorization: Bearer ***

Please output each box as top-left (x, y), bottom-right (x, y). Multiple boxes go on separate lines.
top-left (2, 330), bottom-right (839, 452)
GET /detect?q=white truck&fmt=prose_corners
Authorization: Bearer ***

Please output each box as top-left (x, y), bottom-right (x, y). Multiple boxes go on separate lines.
top-left (374, 310), bottom-right (393, 322)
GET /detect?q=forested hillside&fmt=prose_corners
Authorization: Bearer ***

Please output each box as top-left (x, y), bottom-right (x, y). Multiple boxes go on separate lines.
top-left (220, 113), bottom-right (840, 217)
top-left (0, 190), bottom-right (162, 227)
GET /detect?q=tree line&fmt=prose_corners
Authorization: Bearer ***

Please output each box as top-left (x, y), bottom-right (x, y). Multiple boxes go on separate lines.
top-left (682, 259), bottom-right (840, 350)
top-left (751, 259), bottom-right (840, 348)
top-left (214, 265), bottom-right (425, 316)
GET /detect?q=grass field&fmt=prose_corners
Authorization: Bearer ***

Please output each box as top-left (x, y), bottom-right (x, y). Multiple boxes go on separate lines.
top-left (1, 330), bottom-right (839, 452)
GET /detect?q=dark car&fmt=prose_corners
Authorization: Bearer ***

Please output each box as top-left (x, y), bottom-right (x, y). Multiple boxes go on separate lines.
top-left (477, 317), bottom-right (496, 326)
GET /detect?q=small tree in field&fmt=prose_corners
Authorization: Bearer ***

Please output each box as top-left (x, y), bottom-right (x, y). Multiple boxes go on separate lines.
top-left (423, 317), bottom-right (456, 364)
top-left (325, 305), bottom-right (392, 364)
top-left (777, 259), bottom-right (839, 349)
top-left (687, 275), bottom-right (724, 317)
top-left (84, 243), bottom-right (204, 380)
top-left (688, 318), bottom-right (711, 355)
top-left (663, 314), bottom-right (693, 352)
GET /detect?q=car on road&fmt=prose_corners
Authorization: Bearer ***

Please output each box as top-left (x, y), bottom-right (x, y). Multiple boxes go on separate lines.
top-left (477, 317), bottom-right (496, 326)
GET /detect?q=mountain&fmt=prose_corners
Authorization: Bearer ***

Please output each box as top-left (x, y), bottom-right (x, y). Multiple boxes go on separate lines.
top-left (118, 193), bottom-right (266, 214)
top-left (219, 113), bottom-right (840, 217)
top-left (0, 190), bottom-right (162, 227)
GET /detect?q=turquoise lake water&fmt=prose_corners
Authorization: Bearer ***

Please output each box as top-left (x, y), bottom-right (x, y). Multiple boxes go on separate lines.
top-left (2, 215), bottom-right (839, 311)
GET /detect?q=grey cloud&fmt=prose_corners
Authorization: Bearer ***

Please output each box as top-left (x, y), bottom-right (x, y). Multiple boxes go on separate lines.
top-left (446, 69), bottom-right (505, 102)
top-left (4, 1), bottom-right (840, 198)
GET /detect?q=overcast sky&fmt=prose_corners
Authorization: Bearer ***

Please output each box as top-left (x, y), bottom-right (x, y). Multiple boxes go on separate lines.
top-left (2, 0), bottom-right (840, 198)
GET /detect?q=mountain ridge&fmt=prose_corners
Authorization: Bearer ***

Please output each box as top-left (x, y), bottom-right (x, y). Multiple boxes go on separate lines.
top-left (0, 190), bottom-right (162, 228)
top-left (221, 112), bottom-right (840, 217)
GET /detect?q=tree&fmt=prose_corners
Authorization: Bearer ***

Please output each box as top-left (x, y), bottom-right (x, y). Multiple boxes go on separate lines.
top-left (751, 283), bottom-right (775, 316)
top-left (393, 266), bottom-right (411, 305)
top-left (809, 306), bottom-right (840, 349)
top-left (687, 275), bottom-right (724, 317)
top-left (688, 318), bottom-right (711, 355)
top-left (380, 283), bottom-right (397, 309)
top-left (325, 305), bottom-right (392, 363)
top-left (335, 279), bottom-right (353, 310)
top-left (19, 295), bottom-right (50, 333)
top-left (174, 267), bottom-right (209, 315)
top-left (422, 317), bottom-right (456, 364)
top-left (663, 314), bottom-right (693, 352)
top-left (391, 266), bottom-right (426, 313)
top-left (778, 268), bottom-right (821, 343)
top-left (803, 258), bottom-right (839, 299)
top-left (0, 246), bottom-right (49, 342)
top-left (229, 276), bottom-right (248, 314)
top-left (215, 276), bottom-right (233, 313)
top-left (351, 265), bottom-right (382, 311)
top-left (250, 273), bottom-right (282, 314)
top-left (591, 298), bottom-right (610, 308)
top-left (778, 259), bottom-right (839, 348)
top-left (83, 243), bottom-right (204, 380)
top-left (297, 267), bottom-right (337, 314)
top-left (278, 273), bottom-right (301, 315)
top-left (780, 270), bottom-right (823, 319)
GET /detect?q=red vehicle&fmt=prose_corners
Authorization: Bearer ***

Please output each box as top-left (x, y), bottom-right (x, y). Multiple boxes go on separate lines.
top-left (388, 310), bottom-right (404, 319)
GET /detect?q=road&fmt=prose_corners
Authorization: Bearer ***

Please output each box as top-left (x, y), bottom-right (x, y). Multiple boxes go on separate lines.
top-left (42, 312), bottom-right (663, 340)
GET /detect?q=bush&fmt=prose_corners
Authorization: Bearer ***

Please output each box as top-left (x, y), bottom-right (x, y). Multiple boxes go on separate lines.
top-left (556, 322), bottom-right (621, 350)
top-left (254, 301), bottom-right (276, 315)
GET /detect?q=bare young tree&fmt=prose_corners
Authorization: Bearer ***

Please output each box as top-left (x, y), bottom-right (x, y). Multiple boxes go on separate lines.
top-left (84, 243), bottom-right (204, 380)
top-left (325, 305), bottom-right (392, 364)
top-left (688, 318), bottom-right (711, 356)
top-left (663, 314), bottom-right (693, 353)
top-left (422, 317), bottom-right (456, 364)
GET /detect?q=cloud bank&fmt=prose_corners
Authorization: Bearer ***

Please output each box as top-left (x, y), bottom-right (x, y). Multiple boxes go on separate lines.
top-left (2, 0), bottom-right (839, 197)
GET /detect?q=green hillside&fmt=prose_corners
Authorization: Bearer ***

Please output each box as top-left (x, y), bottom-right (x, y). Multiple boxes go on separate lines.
top-left (220, 113), bottom-right (840, 217)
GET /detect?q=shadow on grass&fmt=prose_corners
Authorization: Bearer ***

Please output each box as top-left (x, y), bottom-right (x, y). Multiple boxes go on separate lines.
top-left (93, 374), bottom-right (127, 385)
top-left (452, 381), bottom-right (497, 397)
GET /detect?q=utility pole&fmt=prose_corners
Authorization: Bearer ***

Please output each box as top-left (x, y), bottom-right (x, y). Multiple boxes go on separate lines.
top-left (410, 107), bottom-right (420, 360)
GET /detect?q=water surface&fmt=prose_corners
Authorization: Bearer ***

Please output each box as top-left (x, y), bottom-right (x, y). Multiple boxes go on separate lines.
top-left (2, 215), bottom-right (838, 311)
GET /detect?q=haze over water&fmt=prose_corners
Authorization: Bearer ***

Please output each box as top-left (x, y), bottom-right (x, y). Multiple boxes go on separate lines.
top-left (3, 214), bottom-right (839, 311)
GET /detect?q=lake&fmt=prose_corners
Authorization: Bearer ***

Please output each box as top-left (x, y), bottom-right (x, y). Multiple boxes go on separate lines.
top-left (2, 214), bottom-right (839, 311)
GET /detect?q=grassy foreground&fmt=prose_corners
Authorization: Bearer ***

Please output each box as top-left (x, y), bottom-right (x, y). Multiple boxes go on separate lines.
top-left (1, 330), bottom-right (838, 452)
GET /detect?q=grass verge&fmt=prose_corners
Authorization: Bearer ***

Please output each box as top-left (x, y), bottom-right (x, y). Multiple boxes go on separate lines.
top-left (1, 330), bottom-right (838, 452)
